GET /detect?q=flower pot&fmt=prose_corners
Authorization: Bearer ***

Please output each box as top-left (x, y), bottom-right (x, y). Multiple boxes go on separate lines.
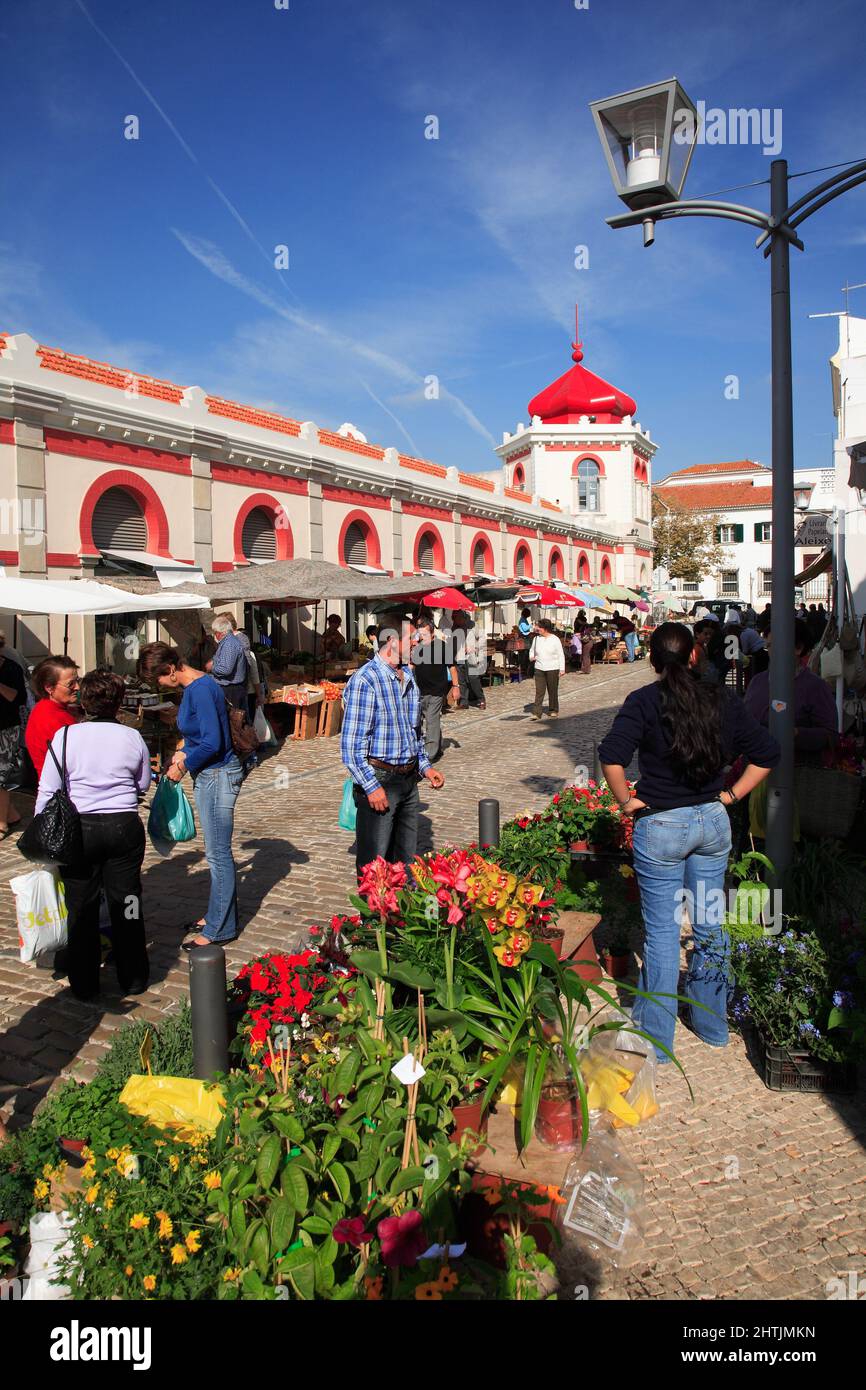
top-left (57, 1137), bottom-right (87, 1161)
top-left (535, 1087), bottom-right (583, 1151)
top-left (0, 1220), bottom-right (14, 1238)
top-left (463, 1174), bottom-right (557, 1267)
top-left (570, 839), bottom-right (589, 853)
top-left (535, 927), bottom-right (564, 958)
top-left (449, 1099), bottom-right (489, 1151)
top-left (556, 911), bottom-right (603, 985)
top-left (602, 952), bottom-right (631, 980)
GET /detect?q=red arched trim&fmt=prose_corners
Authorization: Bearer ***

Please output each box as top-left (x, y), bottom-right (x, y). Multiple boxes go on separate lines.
top-left (513, 541), bottom-right (533, 579)
top-left (576, 551), bottom-right (591, 583)
top-left (633, 460), bottom-right (648, 482)
top-left (513, 463), bottom-right (526, 489)
top-left (600, 555), bottom-right (612, 583)
top-left (79, 468), bottom-right (171, 557)
top-left (412, 524), bottom-right (446, 572)
top-left (468, 530), bottom-right (495, 574)
top-left (572, 453), bottom-right (606, 478)
top-left (548, 547), bottom-right (564, 580)
top-left (233, 492), bottom-right (293, 564)
top-left (337, 509), bottom-right (382, 569)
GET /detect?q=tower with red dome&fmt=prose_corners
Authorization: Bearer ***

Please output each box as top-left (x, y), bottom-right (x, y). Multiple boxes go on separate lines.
top-left (494, 308), bottom-right (656, 588)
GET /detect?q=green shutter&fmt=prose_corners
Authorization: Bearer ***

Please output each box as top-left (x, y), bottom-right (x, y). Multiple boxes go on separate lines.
top-left (733, 524), bottom-right (744, 543)
top-left (714, 526), bottom-right (722, 543)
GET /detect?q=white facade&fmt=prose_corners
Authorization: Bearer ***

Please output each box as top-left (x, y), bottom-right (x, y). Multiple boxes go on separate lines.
top-left (831, 314), bottom-right (866, 616)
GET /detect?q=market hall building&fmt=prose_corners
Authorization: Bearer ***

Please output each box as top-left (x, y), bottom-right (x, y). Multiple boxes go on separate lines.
top-left (0, 325), bottom-right (654, 668)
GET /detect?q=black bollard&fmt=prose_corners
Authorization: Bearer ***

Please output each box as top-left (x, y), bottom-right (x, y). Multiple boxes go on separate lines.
top-left (592, 742), bottom-right (604, 786)
top-left (189, 944), bottom-right (229, 1079)
top-left (478, 797), bottom-right (500, 849)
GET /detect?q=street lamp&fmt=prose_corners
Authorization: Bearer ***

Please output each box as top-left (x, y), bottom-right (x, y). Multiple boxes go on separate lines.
top-left (590, 79), bottom-right (866, 884)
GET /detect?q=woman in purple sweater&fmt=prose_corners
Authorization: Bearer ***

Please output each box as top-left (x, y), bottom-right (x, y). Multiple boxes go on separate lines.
top-left (37, 670), bottom-right (151, 1001)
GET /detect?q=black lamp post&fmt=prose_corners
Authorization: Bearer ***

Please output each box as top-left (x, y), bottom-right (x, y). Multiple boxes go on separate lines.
top-left (590, 78), bottom-right (866, 885)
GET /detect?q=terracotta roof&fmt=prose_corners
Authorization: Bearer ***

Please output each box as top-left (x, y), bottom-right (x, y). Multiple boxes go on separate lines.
top-left (459, 472), bottom-right (496, 492)
top-left (398, 454), bottom-right (447, 479)
top-left (657, 482), bottom-right (773, 511)
top-left (37, 345), bottom-right (185, 403)
top-left (206, 395), bottom-right (302, 436)
top-left (504, 486), bottom-right (530, 501)
top-left (318, 429), bottom-right (385, 461)
top-left (539, 498), bottom-right (562, 512)
top-left (661, 460), bottom-right (767, 479)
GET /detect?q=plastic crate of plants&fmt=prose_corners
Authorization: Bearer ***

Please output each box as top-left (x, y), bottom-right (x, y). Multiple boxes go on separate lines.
top-left (760, 1038), bottom-right (858, 1095)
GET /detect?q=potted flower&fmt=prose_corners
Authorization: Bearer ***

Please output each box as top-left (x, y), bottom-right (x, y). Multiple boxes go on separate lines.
top-left (601, 928), bottom-right (632, 980)
top-left (534, 1056), bottom-right (583, 1151)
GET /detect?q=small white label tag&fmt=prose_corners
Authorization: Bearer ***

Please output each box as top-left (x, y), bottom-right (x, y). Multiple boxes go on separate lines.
top-left (391, 1055), bottom-right (426, 1086)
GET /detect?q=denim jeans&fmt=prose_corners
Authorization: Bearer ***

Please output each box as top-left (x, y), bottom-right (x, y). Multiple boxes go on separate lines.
top-left (624, 631), bottom-right (638, 662)
top-left (353, 768), bottom-right (420, 878)
top-left (193, 755), bottom-right (243, 942)
top-left (631, 800), bottom-right (732, 1060)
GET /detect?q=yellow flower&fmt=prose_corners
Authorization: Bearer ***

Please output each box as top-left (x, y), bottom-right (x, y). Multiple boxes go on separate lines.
top-left (223, 1267), bottom-right (242, 1283)
top-left (493, 944), bottom-right (518, 968)
top-left (154, 1139), bottom-right (166, 1148)
top-left (81, 1160), bottom-right (97, 1183)
top-left (106, 1148), bottom-right (120, 1160)
top-left (619, 864), bottom-right (635, 879)
top-left (508, 930), bottom-right (532, 954)
top-left (203, 1171), bottom-right (221, 1191)
top-left (157, 1213), bottom-right (173, 1241)
top-left (125, 1265), bottom-right (133, 1277)
top-left (82, 1234), bottom-right (95, 1251)
top-left (169, 1154), bottom-right (180, 1173)
top-left (300, 1053), bottom-right (311, 1065)
top-left (143, 1275), bottom-right (156, 1292)
top-left (185, 1230), bottom-right (201, 1253)
top-left (33, 1179), bottom-right (49, 1201)
top-left (85, 1185), bottom-right (100, 1205)
top-left (105, 1191), bottom-right (116, 1210)
top-left (42, 1162), bottom-right (55, 1179)
top-left (170, 1244), bottom-right (188, 1266)
top-left (129, 1213), bottom-right (149, 1230)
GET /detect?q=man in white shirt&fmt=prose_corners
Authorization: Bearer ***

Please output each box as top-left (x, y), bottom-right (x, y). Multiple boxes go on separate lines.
top-left (530, 618), bottom-right (565, 719)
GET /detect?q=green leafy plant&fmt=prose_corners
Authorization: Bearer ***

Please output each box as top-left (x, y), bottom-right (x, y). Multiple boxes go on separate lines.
top-left (94, 1004), bottom-right (194, 1092)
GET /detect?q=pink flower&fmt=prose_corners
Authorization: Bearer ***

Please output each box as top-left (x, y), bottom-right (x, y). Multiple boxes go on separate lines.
top-left (377, 1209), bottom-right (428, 1267)
top-left (333, 1217), bottom-right (372, 1246)
top-left (446, 904), bottom-right (464, 926)
top-left (358, 858), bottom-right (407, 917)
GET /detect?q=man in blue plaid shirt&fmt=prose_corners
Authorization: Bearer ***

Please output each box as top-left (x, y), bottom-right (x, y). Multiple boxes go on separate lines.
top-left (341, 623), bottom-right (445, 877)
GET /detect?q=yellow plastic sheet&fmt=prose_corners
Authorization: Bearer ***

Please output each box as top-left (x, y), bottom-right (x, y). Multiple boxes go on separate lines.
top-left (119, 1075), bottom-right (225, 1137)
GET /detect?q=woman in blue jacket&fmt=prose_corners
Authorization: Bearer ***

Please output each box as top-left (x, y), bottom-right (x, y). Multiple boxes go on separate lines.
top-left (139, 642), bottom-right (243, 948)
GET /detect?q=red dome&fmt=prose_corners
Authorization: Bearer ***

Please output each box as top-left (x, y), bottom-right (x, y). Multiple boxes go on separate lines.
top-left (528, 315), bottom-right (636, 425)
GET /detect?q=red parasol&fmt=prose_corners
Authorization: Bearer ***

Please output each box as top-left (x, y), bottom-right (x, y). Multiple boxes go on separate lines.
top-left (516, 585), bottom-right (586, 608)
top-left (421, 587), bottom-right (475, 611)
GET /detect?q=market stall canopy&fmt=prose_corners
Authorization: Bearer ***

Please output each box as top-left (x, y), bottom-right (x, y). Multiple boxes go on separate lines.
top-left (468, 584), bottom-right (520, 605)
top-left (94, 558), bottom-right (441, 606)
top-left (516, 584), bottom-right (586, 608)
top-left (421, 587), bottom-right (475, 612)
top-left (795, 548), bottom-right (832, 585)
top-left (0, 576), bottom-right (210, 616)
top-left (593, 583), bottom-right (643, 603)
top-left (572, 589), bottom-right (607, 609)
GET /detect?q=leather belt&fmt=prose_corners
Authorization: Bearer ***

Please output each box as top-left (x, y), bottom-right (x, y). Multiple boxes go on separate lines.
top-left (369, 756), bottom-right (418, 775)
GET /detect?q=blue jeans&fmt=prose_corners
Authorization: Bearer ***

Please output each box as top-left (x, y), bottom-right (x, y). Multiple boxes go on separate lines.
top-left (193, 756), bottom-right (243, 942)
top-left (624, 631), bottom-right (638, 662)
top-left (631, 801), bottom-right (732, 1060)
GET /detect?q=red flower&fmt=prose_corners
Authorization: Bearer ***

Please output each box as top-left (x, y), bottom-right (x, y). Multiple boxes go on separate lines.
top-left (333, 1217), bottom-right (372, 1246)
top-left (358, 857), bottom-right (407, 917)
top-left (377, 1209), bottom-right (428, 1268)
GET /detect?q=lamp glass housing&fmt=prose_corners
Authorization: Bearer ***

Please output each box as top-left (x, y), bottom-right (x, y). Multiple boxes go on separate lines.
top-left (590, 79), bottom-right (699, 211)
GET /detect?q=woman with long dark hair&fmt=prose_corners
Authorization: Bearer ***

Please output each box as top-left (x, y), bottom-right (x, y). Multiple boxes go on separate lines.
top-left (598, 622), bottom-right (780, 1060)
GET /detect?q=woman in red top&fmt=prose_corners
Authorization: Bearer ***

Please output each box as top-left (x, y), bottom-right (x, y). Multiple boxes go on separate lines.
top-left (25, 656), bottom-right (80, 778)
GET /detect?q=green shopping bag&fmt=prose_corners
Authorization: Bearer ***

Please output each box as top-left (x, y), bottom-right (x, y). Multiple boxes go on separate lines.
top-left (148, 777), bottom-right (196, 856)
top-left (339, 778), bottom-right (357, 833)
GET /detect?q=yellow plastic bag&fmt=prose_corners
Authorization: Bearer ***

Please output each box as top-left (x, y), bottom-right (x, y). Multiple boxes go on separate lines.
top-left (118, 1075), bottom-right (225, 1137)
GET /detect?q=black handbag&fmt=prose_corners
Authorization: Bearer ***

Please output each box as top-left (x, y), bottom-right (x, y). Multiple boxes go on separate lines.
top-left (18, 725), bottom-right (84, 864)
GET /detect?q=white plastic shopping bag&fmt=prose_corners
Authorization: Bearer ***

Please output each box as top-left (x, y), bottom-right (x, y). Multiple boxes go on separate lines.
top-left (22, 1211), bottom-right (74, 1300)
top-left (10, 868), bottom-right (68, 963)
top-left (253, 706), bottom-right (278, 746)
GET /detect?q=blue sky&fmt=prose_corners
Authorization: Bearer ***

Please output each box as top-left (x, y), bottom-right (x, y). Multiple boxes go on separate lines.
top-left (1, 0), bottom-right (864, 480)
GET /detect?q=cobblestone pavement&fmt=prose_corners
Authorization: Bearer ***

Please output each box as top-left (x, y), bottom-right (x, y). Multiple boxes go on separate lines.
top-left (1, 661), bottom-right (864, 1300)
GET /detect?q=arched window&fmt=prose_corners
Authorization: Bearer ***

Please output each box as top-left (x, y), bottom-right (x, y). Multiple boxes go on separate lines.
top-left (549, 549), bottom-right (563, 580)
top-left (600, 556), bottom-right (612, 583)
top-left (417, 532), bottom-right (436, 570)
top-left (577, 459), bottom-right (601, 511)
top-left (343, 521), bottom-right (368, 567)
top-left (639, 564), bottom-right (649, 588)
top-left (514, 543), bottom-right (532, 579)
top-left (513, 464), bottom-right (525, 490)
top-left (577, 552), bottom-right (590, 583)
top-left (92, 487), bottom-right (147, 551)
top-left (471, 536), bottom-right (493, 574)
top-left (241, 506), bottom-right (277, 562)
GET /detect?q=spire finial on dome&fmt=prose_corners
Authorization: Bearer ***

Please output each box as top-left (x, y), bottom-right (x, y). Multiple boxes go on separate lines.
top-left (571, 303), bottom-right (583, 364)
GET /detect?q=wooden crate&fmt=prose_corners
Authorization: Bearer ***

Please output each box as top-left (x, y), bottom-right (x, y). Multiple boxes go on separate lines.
top-left (317, 698), bottom-right (344, 738)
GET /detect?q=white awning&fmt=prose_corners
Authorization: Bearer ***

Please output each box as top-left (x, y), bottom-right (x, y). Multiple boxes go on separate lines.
top-left (348, 563), bottom-right (388, 576)
top-left (0, 577), bottom-right (210, 616)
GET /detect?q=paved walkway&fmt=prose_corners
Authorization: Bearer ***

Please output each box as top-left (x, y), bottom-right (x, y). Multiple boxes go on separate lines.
top-left (1, 662), bottom-right (863, 1299)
